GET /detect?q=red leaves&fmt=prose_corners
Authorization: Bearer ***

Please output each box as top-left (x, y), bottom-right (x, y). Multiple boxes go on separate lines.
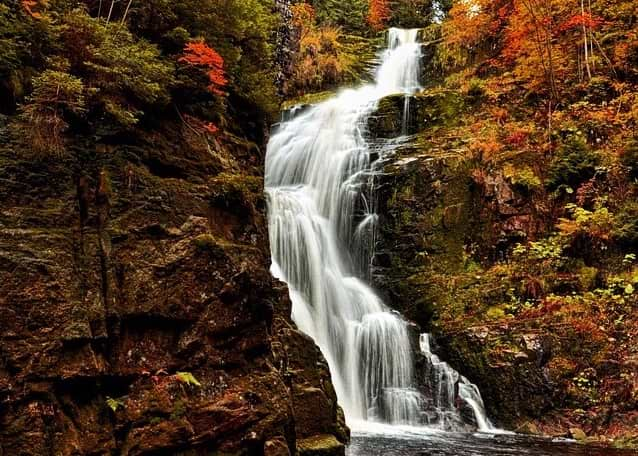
top-left (204, 122), bottom-right (219, 135)
top-left (559, 13), bottom-right (604, 33)
top-left (506, 130), bottom-right (529, 146)
top-left (367, 0), bottom-right (391, 31)
top-left (180, 40), bottom-right (228, 96)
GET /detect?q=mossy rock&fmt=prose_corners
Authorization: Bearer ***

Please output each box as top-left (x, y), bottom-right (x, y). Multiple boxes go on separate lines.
top-left (296, 435), bottom-right (345, 456)
top-left (282, 91), bottom-right (336, 110)
top-left (367, 90), bottom-right (464, 139)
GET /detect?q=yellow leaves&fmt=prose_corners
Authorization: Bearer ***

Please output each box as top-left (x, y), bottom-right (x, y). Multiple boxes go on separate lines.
top-left (556, 217), bottom-right (580, 237)
top-left (291, 3), bottom-right (316, 35)
top-left (175, 372), bottom-right (201, 387)
top-left (290, 25), bottom-right (352, 94)
top-left (557, 204), bottom-right (615, 241)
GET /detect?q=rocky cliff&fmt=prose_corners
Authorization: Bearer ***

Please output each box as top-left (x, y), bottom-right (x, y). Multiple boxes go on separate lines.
top-left (0, 117), bottom-right (347, 455)
top-left (370, 90), bottom-right (638, 448)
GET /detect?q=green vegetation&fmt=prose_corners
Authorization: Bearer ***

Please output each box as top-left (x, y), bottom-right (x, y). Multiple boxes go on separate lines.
top-left (106, 396), bottom-right (126, 412)
top-left (1, 0), bottom-right (281, 154)
top-left (175, 371), bottom-right (201, 387)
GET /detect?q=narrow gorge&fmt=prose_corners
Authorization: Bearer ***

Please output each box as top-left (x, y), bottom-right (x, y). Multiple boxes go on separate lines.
top-left (265, 29), bottom-right (491, 431)
top-left (1, 0), bottom-right (637, 454)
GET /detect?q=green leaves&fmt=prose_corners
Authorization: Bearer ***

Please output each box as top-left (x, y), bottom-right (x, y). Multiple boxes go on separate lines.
top-left (106, 397), bottom-right (126, 412)
top-left (27, 69), bottom-right (86, 115)
top-left (546, 135), bottom-right (600, 191)
top-left (175, 372), bottom-right (201, 387)
top-left (58, 10), bottom-right (175, 127)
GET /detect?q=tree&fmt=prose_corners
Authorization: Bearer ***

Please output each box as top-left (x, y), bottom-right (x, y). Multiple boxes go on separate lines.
top-left (18, 69), bottom-right (86, 155)
top-left (312, 0), bottom-right (368, 33)
top-left (57, 9), bottom-right (174, 128)
top-left (179, 40), bottom-right (227, 96)
top-left (368, 0), bottom-right (391, 31)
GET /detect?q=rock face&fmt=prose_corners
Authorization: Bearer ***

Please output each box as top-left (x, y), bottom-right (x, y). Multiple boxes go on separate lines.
top-left (370, 91), bottom-right (638, 442)
top-left (0, 119), bottom-right (347, 455)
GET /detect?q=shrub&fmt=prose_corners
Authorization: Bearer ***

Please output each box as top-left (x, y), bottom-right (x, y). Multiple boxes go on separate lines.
top-left (613, 202), bottom-right (638, 248)
top-left (504, 164), bottom-right (541, 193)
top-left (58, 9), bottom-right (175, 128)
top-left (620, 138), bottom-right (638, 181)
top-left (545, 135), bottom-right (599, 191)
top-left (18, 69), bottom-right (86, 155)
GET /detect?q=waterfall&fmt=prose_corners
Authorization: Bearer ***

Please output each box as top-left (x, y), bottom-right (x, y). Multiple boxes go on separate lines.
top-left (419, 334), bottom-right (493, 431)
top-left (265, 28), bottom-right (490, 431)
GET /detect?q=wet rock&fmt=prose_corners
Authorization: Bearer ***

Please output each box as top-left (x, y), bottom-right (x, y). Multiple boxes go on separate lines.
top-left (0, 125), bottom-right (347, 455)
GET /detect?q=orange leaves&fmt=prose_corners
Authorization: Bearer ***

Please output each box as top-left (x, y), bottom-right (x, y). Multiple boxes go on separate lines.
top-left (291, 3), bottom-right (316, 34)
top-left (22, 0), bottom-right (43, 18)
top-left (180, 40), bottom-right (227, 96)
top-left (445, 0), bottom-right (503, 49)
top-left (367, 0), bottom-right (391, 31)
top-left (559, 13), bottom-right (604, 33)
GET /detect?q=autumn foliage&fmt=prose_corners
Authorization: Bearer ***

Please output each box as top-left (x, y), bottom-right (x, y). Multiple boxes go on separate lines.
top-left (21, 0), bottom-right (42, 18)
top-left (180, 40), bottom-right (228, 96)
top-left (367, 0), bottom-right (391, 31)
top-left (291, 3), bottom-right (316, 36)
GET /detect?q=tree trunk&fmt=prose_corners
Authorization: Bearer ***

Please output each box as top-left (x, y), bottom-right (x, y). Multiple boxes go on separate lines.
top-left (581, 0), bottom-right (592, 80)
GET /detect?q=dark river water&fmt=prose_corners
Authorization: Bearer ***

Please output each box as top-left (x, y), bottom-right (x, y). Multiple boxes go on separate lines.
top-left (347, 425), bottom-right (637, 456)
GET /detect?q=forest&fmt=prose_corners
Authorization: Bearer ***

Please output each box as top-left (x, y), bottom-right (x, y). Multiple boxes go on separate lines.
top-left (0, 0), bottom-right (637, 455)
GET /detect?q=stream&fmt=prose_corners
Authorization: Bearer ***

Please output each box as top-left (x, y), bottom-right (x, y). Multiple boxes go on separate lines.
top-left (348, 427), bottom-right (636, 456)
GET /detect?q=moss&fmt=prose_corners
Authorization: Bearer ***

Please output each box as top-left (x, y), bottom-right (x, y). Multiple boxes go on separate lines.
top-left (413, 89), bottom-right (464, 126)
top-left (612, 435), bottom-right (638, 450)
top-left (192, 234), bottom-right (226, 259)
top-left (368, 94), bottom-right (405, 138)
top-left (577, 266), bottom-right (598, 291)
top-left (170, 399), bottom-right (187, 420)
top-left (503, 164), bottom-right (541, 193)
top-left (296, 434), bottom-right (344, 456)
top-left (487, 306), bottom-right (507, 320)
top-left (209, 172), bottom-right (261, 216)
top-left (282, 90), bottom-right (336, 110)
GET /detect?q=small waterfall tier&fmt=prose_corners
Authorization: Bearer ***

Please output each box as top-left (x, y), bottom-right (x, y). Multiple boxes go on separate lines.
top-left (419, 334), bottom-right (493, 431)
top-left (265, 28), bottom-right (492, 431)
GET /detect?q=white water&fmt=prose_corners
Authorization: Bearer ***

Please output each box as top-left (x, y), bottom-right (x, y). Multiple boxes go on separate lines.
top-left (266, 28), bottom-right (491, 431)
top-left (419, 334), bottom-right (493, 431)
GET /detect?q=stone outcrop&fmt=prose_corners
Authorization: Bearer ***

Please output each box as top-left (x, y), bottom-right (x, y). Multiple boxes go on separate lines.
top-left (369, 91), bottom-right (638, 444)
top-left (0, 118), bottom-right (347, 455)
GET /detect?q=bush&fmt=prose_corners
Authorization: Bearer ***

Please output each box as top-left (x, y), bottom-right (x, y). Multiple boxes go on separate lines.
top-left (620, 138), bottom-right (638, 181)
top-left (58, 9), bottom-right (175, 128)
top-left (313, 0), bottom-right (368, 33)
top-left (613, 202), bottom-right (638, 248)
top-left (18, 69), bottom-right (86, 155)
top-left (545, 135), bottom-right (599, 191)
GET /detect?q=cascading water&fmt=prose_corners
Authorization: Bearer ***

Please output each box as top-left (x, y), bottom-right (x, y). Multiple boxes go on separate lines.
top-left (266, 28), bottom-right (490, 431)
top-left (419, 334), bottom-right (493, 431)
